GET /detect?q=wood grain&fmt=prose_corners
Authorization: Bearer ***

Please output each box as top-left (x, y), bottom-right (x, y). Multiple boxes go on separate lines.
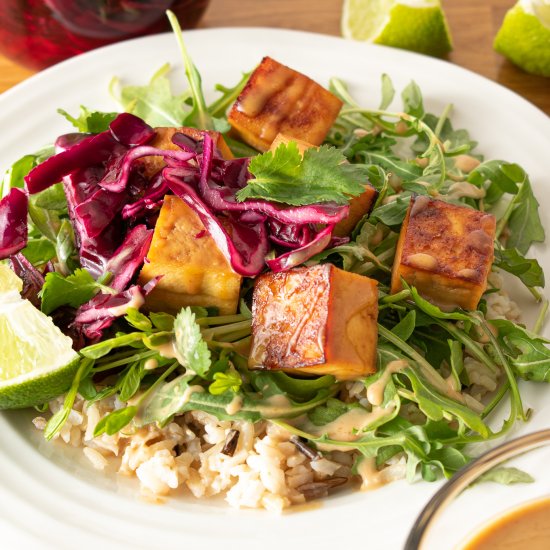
top-left (0, 0), bottom-right (548, 115)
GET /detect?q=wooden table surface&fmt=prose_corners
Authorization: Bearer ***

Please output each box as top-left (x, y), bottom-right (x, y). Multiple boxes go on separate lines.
top-left (0, 0), bottom-right (548, 115)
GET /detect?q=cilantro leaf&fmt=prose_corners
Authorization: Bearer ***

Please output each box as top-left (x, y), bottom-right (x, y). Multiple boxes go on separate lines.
top-left (209, 371), bottom-right (242, 395)
top-left (112, 63), bottom-right (190, 127)
top-left (57, 106), bottom-right (118, 133)
top-left (237, 142), bottom-right (367, 206)
top-left (174, 307), bottom-right (211, 376)
top-left (40, 268), bottom-right (104, 315)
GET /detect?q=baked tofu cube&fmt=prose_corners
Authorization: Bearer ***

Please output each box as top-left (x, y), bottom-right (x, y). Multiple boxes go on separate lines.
top-left (333, 185), bottom-right (378, 237)
top-left (249, 264), bottom-right (378, 380)
top-left (269, 133), bottom-right (378, 237)
top-left (269, 133), bottom-right (316, 156)
top-left (228, 57), bottom-right (343, 152)
top-left (139, 196), bottom-right (241, 315)
top-left (138, 127), bottom-right (234, 178)
top-left (391, 196), bottom-right (496, 310)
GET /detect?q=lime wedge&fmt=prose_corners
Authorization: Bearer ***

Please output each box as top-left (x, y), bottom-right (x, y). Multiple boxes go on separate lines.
top-left (0, 296), bottom-right (79, 409)
top-left (494, 1), bottom-right (550, 76)
top-left (341, 0), bottom-right (453, 57)
top-left (0, 262), bottom-right (23, 299)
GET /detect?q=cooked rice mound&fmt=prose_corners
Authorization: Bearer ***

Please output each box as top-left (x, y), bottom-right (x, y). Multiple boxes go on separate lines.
top-left (32, 272), bottom-right (521, 510)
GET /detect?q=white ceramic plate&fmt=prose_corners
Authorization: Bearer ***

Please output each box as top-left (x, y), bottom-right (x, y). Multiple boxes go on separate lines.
top-left (1, 28), bottom-right (550, 550)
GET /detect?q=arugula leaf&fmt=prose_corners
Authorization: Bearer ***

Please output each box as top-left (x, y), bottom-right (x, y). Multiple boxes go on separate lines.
top-left (57, 106), bottom-right (117, 133)
top-left (412, 113), bottom-right (477, 157)
top-left (468, 160), bottom-right (518, 205)
top-left (491, 319), bottom-right (550, 382)
top-left (32, 183), bottom-right (67, 211)
top-left (40, 268), bottom-right (105, 315)
top-left (401, 81), bottom-right (424, 119)
top-left (21, 238), bottom-right (56, 265)
top-left (398, 367), bottom-right (489, 437)
top-left (404, 282), bottom-right (475, 323)
top-left (139, 374), bottom-right (335, 426)
top-left (476, 466), bottom-right (534, 485)
top-left (370, 194), bottom-right (411, 227)
top-left (208, 71), bottom-right (251, 118)
top-left (506, 172), bottom-right (545, 254)
top-left (166, 10), bottom-right (229, 132)
top-left (174, 307), bottom-right (211, 376)
top-left (237, 142), bottom-right (367, 206)
top-left (112, 63), bottom-right (190, 127)
top-left (379, 73), bottom-right (395, 110)
top-left (2, 155), bottom-right (35, 197)
top-left (391, 310), bottom-right (416, 341)
top-left (209, 371), bottom-right (242, 395)
top-left (55, 219), bottom-right (78, 276)
top-left (493, 246), bottom-right (545, 288)
top-left (307, 398), bottom-right (355, 426)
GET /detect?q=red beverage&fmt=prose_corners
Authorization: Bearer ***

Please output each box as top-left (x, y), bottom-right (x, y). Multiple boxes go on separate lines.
top-left (0, 0), bottom-right (210, 70)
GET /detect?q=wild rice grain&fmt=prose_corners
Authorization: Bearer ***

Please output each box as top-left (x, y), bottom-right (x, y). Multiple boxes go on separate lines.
top-left (221, 429), bottom-right (240, 456)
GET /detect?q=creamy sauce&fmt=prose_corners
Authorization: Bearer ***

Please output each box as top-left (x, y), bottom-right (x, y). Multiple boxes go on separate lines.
top-left (180, 384), bottom-right (205, 406)
top-left (460, 497), bottom-right (550, 550)
top-left (263, 394), bottom-right (293, 416)
top-left (144, 358), bottom-right (158, 371)
top-left (225, 394), bottom-right (243, 415)
top-left (314, 405), bottom-right (396, 452)
top-left (367, 360), bottom-right (408, 406)
top-left (447, 181), bottom-right (486, 199)
top-left (356, 457), bottom-right (385, 490)
top-left (153, 340), bottom-right (187, 369)
top-left (107, 288), bottom-right (145, 317)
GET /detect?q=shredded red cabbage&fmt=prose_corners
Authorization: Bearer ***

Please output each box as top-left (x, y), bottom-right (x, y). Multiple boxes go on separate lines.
top-left (105, 224), bottom-right (153, 292)
top-left (9, 253), bottom-right (44, 308)
top-left (10, 114), bottom-right (352, 344)
top-left (0, 188), bottom-right (28, 260)
top-left (266, 224), bottom-right (336, 272)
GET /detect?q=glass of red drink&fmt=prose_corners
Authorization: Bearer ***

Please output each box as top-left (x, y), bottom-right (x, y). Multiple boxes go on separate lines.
top-left (0, 0), bottom-right (210, 70)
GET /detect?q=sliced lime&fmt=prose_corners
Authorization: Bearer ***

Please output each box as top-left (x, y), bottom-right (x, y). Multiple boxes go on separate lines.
top-left (341, 0), bottom-right (453, 57)
top-left (0, 297), bottom-right (79, 409)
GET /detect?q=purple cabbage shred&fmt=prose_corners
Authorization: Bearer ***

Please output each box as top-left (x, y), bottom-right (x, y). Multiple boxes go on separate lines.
top-left (0, 188), bottom-right (28, 260)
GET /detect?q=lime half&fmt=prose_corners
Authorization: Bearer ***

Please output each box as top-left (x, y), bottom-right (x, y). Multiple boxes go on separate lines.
top-left (0, 296), bottom-right (79, 409)
top-left (341, 0), bottom-right (453, 57)
top-left (494, 0), bottom-right (550, 76)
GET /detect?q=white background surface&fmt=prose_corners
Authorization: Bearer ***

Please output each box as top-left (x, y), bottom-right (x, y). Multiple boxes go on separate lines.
top-left (1, 28), bottom-right (550, 550)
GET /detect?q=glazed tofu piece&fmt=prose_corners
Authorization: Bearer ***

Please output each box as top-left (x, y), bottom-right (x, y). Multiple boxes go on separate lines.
top-left (228, 57), bottom-right (343, 152)
top-left (139, 196), bottom-right (241, 315)
top-left (333, 185), bottom-right (378, 237)
top-left (249, 264), bottom-right (378, 380)
top-left (138, 127), bottom-right (234, 178)
top-left (391, 195), bottom-right (496, 310)
top-left (269, 133), bottom-right (378, 237)
top-left (269, 132), bottom-right (316, 156)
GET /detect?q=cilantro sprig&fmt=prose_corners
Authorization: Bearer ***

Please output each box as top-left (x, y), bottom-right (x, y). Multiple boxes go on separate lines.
top-left (237, 142), bottom-right (368, 206)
